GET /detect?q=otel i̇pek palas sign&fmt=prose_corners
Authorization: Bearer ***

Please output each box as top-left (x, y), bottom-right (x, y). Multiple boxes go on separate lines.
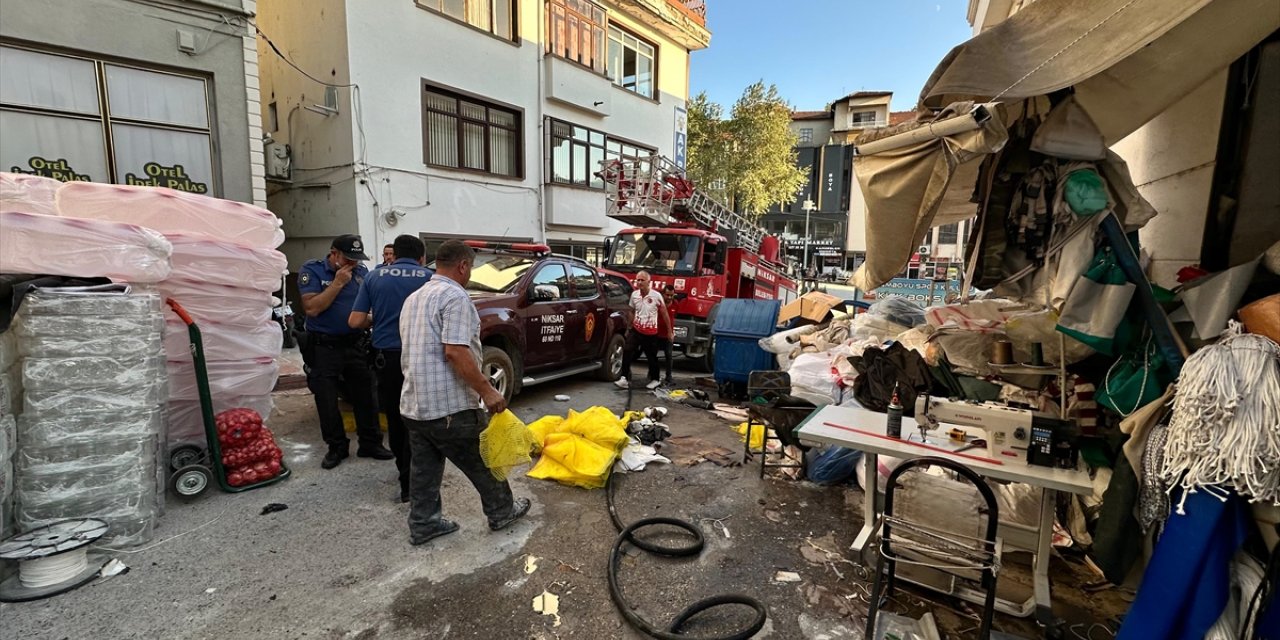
top-left (10, 156), bottom-right (209, 194)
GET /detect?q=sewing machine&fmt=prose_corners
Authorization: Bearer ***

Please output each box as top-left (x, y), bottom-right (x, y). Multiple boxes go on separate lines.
top-left (914, 396), bottom-right (1076, 467)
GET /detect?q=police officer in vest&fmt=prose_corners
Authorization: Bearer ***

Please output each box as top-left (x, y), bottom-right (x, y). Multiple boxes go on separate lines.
top-left (348, 234), bottom-right (432, 502)
top-left (298, 234), bottom-right (394, 469)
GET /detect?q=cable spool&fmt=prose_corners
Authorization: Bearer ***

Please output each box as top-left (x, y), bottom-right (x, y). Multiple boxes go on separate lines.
top-left (0, 518), bottom-right (110, 602)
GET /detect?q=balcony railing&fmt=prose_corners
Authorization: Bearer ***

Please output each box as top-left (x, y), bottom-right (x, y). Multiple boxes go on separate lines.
top-left (849, 119), bottom-right (886, 129)
top-left (679, 0), bottom-right (706, 17)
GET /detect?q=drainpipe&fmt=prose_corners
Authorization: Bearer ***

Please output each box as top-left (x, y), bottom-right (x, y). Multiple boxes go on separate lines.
top-left (535, 3), bottom-right (547, 243)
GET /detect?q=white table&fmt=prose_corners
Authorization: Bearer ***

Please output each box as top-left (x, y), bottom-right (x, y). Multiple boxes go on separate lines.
top-left (795, 404), bottom-right (1093, 626)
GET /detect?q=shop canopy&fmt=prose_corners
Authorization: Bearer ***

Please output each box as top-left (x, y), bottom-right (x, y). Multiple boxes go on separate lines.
top-left (850, 0), bottom-right (1280, 291)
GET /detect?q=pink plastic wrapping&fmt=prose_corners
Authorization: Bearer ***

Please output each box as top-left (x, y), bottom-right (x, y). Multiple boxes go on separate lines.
top-left (166, 233), bottom-right (287, 292)
top-left (155, 279), bottom-right (275, 326)
top-left (55, 181), bottom-right (285, 248)
top-left (0, 210), bottom-right (172, 283)
top-left (165, 357), bottom-right (279, 400)
top-left (163, 319), bottom-right (282, 362)
top-left (167, 394), bottom-right (274, 446)
top-left (0, 172), bottom-right (61, 216)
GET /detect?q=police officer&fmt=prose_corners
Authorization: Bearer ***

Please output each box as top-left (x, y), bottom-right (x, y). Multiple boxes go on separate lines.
top-left (348, 234), bottom-right (432, 502)
top-left (298, 234), bottom-right (394, 469)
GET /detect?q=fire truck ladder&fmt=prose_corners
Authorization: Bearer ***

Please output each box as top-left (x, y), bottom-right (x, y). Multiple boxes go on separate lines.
top-left (600, 154), bottom-right (766, 252)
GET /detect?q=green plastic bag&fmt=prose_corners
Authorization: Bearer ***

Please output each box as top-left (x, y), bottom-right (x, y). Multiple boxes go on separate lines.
top-left (1064, 170), bottom-right (1108, 216)
top-left (1057, 248), bottom-right (1135, 355)
top-left (1095, 338), bottom-right (1171, 417)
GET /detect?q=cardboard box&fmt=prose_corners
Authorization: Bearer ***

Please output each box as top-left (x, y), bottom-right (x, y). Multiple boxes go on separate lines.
top-left (777, 291), bottom-right (847, 325)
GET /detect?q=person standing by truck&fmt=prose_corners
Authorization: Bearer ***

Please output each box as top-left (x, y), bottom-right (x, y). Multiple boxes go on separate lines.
top-left (399, 240), bottom-right (530, 545)
top-left (659, 283), bottom-right (677, 386)
top-left (298, 234), bottom-right (394, 470)
top-left (614, 270), bottom-right (668, 390)
top-left (348, 234), bottom-right (432, 503)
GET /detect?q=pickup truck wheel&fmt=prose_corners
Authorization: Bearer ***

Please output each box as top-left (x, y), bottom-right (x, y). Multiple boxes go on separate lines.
top-left (597, 334), bottom-right (625, 381)
top-left (482, 346), bottom-right (516, 403)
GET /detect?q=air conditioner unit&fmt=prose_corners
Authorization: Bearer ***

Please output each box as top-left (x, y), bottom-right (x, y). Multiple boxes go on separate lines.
top-left (917, 245), bottom-right (931, 256)
top-left (264, 137), bottom-right (292, 181)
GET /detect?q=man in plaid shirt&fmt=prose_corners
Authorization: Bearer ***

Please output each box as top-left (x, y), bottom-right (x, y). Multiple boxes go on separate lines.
top-left (399, 240), bottom-right (530, 545)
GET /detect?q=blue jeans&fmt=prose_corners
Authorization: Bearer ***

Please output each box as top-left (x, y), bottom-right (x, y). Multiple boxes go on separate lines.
top-left (405, 409), bottom-right (514, 539)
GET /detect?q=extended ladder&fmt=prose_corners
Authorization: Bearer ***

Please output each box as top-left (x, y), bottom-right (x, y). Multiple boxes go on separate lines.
top-left (600, 154), bottom-right (766, 251)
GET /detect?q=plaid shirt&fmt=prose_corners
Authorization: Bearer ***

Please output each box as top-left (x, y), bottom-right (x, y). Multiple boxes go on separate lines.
top-left (399, 274), bottom-right (482, 421)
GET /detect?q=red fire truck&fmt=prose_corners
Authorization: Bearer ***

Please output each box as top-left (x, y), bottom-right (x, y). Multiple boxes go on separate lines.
top-left (598, 155), bottom-right (799, 370)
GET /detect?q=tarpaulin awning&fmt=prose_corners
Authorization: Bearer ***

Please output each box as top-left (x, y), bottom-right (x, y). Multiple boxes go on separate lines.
top-left (922, 0), bottom-right (1280, 145)
top-left (850, 103), bottom-right (1008, 291)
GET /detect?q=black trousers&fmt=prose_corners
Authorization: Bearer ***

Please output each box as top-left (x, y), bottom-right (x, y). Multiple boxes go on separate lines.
top-left (374, 349), bottom-right (410, 493)
top-left (306, 337), bottom-right (381, 454)
top-left (621, 330), bottom-right (663, 382)
top-left (405, 409), bottom-right (515, 539)
top-left (663, 338), bottom-right (674, 381)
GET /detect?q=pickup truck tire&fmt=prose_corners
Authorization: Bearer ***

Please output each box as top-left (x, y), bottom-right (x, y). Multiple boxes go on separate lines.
top-left (482, 346), bottom-right (516, 403)
top-left (597, 333), bottom-right (626, 381)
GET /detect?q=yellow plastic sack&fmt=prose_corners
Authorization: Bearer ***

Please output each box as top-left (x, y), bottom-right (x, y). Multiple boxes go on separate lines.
top-left (479, 410), bottom-right (534, 481)
top-left (527, 432), bottom-right (619, 489)
top-left (561, 406), bottom-right (629, 452)
top-left (736, 421), bottom-right (765, 451)
top-left (527, 415), bottom-right (565, 450)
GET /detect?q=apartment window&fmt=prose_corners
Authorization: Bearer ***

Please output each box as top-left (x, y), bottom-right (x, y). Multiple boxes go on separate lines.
top-left (607, 25), bottom-right (656, 98)
top-left (0, 46), bottom-right (216, 193)
top-left (422, 83), bottom-right (521, 177)
top-left (548, 117), bottom-right (653, 189)
top-left (267, 101), bottom-right (278, 133)
top-left (851, 110), bottom-right (878, 126)
top-left (936, 222), bottom-right (959, 245)
top-left (798, 128), bottom-right (813, 144)
top-left (416, 0), bottom-right (516, 41)
top-left (547, 0), bottom-right (606, 72)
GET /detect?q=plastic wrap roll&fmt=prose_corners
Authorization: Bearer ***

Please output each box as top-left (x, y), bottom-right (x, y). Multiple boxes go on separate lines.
top-left (0, 210), bottom-right (172, 282)
top-left (166, 233), bottom-right (287, 292)
top-left (18, 408), bottom-right (163, 446)
top-left (0, 414), bottom-right (14, 463)
top-left (12, 313), bottom-right (164, 339)
top-left (18, 290), bottom-right (162, 317)
top-left (56, 181), bottom-right (285, 248)
top-left (0, 171), bottom-right (61, 215)
top-left (24, 385), bottom-right (167, 416)
top-left (0, 331), bottom-right (15, 371)
top-left (163, 320), bottom-right (282, 362)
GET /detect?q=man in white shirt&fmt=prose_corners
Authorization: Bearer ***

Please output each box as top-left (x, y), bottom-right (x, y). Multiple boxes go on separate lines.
top-left (614, 270), bottom-right (668, 390)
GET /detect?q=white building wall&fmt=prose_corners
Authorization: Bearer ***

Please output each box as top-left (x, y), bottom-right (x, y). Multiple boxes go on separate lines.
top-left (1112, 71), bottom-right (1228, 288)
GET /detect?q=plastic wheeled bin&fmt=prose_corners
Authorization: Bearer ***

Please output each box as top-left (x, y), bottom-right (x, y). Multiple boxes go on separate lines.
top-left (712, 299), bottom-right (782, 395)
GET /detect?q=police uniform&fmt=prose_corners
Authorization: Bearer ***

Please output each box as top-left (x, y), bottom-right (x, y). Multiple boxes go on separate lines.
top-left (352, 258), bottom-right (432, 497)
top-left (298, 238), bottom-right (385, 463)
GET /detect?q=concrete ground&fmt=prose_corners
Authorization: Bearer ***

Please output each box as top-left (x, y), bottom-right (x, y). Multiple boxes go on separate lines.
top-left (1, 357), bottom-right (1128, 639)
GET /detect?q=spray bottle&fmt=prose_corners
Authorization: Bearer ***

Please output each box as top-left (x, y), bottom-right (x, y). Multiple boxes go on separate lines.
top-left (886, 382), bottom-right (904, 439)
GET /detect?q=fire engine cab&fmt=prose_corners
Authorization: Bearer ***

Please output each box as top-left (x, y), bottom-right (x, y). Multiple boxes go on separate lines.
top-left (598, 155), bottom-right (798, 371)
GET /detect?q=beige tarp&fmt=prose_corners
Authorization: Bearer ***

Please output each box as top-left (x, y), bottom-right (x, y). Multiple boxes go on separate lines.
top-left (850, 103), bottom-right (1008, 291)
top-left (922, 0), bottom-right (1280, 145)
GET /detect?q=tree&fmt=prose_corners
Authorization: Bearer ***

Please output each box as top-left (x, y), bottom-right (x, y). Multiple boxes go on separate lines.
top-left (685, 82), bottom-right (806, 217)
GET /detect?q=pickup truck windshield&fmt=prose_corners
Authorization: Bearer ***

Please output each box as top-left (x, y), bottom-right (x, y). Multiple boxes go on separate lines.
top-left (609, 233), bottom-right (699, 275)
top-left (466, 254), bottom-right (536, 293)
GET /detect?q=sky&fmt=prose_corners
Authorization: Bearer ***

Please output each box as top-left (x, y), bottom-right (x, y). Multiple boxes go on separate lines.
top-left (689, 0), bottom-right (974, 113)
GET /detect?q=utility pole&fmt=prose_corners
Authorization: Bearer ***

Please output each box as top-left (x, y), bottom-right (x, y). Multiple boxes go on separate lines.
top-left (801, 199), bottom-right (816, 273)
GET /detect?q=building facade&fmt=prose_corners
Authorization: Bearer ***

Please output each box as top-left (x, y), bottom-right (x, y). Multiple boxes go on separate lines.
top-left (258, 0), bottom-right (710, 269)
top-left (0, 0), bottom-right (266, 207)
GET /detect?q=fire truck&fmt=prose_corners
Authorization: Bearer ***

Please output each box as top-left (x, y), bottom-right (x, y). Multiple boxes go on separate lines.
top-left (598, 155), bottom-right (799, 370)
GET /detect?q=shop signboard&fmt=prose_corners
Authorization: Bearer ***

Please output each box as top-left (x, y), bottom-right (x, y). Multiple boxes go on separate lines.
top-left (857, 277), bottom-right (968, 304)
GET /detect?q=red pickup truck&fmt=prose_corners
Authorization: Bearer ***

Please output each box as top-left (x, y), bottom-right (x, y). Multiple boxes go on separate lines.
top-left (458, 242), bottom-right (633, 401)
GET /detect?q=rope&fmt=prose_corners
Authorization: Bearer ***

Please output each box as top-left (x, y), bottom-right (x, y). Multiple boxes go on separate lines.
top-left (18, 548), bottom-right (89, 588)
top-left (990, 0), bottom-right (1143, 103)
top-left (1161, 321), bottom-right (1280, 512)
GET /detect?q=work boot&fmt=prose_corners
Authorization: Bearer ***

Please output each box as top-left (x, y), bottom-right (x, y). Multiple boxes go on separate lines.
top-left (357, 445), bottom-right (395, 460)
top-left (489, 498), bottom-right (531, 531)
top-left (321, 449), bottom-right (348, 470)
top-left (410, 519), bottom-right (460, 546)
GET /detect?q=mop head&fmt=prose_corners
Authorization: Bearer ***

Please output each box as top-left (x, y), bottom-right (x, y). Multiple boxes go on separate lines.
top-left (1161, 321), bottom-right (1280, 512)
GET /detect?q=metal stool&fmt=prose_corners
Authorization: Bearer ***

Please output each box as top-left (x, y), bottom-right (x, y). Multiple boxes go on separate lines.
top-left (743, 370), bottom-right (812, 478)
top-left (866, 456), bottom-right (1002, 640)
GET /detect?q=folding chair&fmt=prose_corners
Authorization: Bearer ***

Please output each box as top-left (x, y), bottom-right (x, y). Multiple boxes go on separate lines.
top-left (865, 456), bottom-right (1002, 640)
top-left (743, 370), bottom-right (814, 478)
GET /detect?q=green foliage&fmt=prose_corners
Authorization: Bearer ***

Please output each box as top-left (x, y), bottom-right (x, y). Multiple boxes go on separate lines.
top-left (685, 82), bottom-right (807, 217)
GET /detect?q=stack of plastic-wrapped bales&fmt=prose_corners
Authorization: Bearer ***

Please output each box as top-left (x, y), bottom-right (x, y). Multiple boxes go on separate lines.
top-left (0, 172), bottom-right (286, 547)
top-left (12, 289), bottom-right (168, 548)
top-left (0, 331), bottom-right (16, 540)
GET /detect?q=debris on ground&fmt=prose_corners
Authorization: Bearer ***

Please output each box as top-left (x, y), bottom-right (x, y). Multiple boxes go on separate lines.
top-left (260, 503), bottom-right (288, 515)
top-left (615, 442), bottom-right (670, 472)
top-left (524, 555), bottom-right (540, 575)
top-left (532, 591), bottom-right (562, 627)
top-left (554, 395), bottom-right (570, 402)
top-left (773, 570), bottom-right (802, 583)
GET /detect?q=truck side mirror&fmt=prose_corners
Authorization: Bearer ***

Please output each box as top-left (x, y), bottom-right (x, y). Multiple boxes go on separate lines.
top-left (533, 284), bottom-right (559, 302)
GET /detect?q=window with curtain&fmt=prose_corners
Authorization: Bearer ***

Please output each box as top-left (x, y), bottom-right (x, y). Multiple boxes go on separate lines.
top-left (936, 222), bottom-right (959, 245)
top-left (546, 0), bottom-right (606, 73)
top-left (0, 45), bottom-right (215, 192)
top-left (547, 117), bottom-right (653, 190)
top-left (607, 25), bottom-right (656, 98)
top-left (423, 83), bottom-right (521, 178)
top-left (798, 128), bottom-right (813, 144)
top-left (416, 0), bottom-right (516, 41)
